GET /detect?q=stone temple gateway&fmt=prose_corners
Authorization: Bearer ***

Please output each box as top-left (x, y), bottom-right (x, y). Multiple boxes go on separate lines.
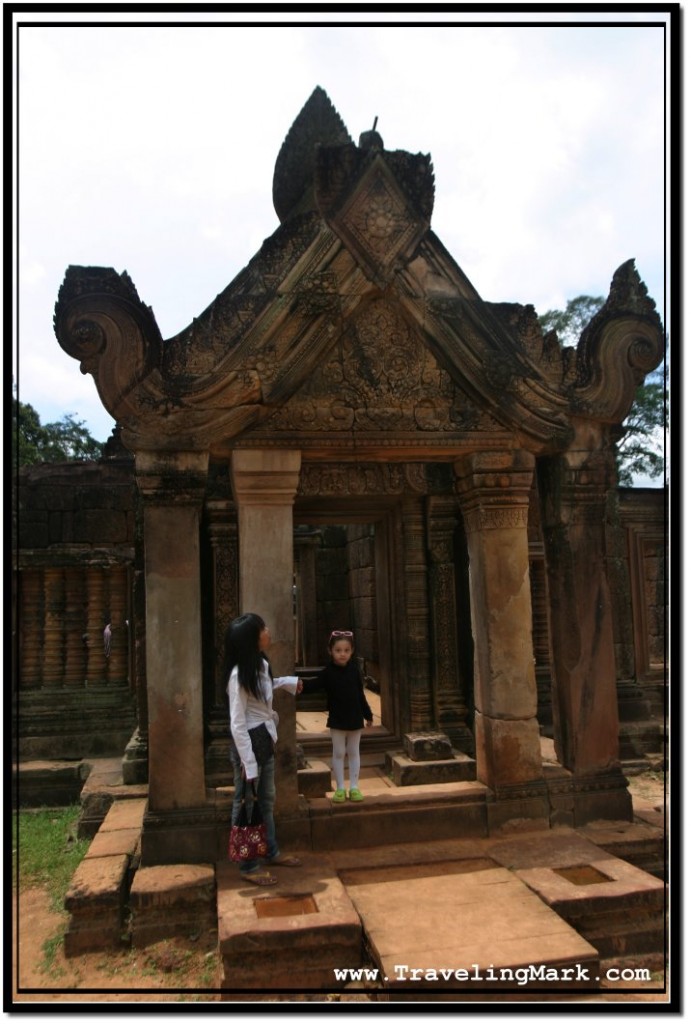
top-left (53, 87), bottom-right (664, 864)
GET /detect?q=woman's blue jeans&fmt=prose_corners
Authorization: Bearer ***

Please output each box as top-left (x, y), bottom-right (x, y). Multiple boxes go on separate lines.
top-left (230, 744), bottom-right (279, 874)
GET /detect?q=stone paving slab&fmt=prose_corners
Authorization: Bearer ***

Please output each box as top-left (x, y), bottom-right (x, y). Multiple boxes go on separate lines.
top-left (100, 796), bottom-right (148, 832)
top-left (84, 826), bottom-right (141, 859)
top-left (343, 862), bottom-right (599, 991)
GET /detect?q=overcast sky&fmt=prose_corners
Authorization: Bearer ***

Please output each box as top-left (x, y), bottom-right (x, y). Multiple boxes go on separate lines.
top-left (14, 11), bottom-right (670, 456)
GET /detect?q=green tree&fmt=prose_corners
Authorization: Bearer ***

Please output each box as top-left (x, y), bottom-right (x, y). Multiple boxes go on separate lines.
top-left (538, 296), bottom-right (666, 486)
top-left (13, 391), bottom-right (104, 466)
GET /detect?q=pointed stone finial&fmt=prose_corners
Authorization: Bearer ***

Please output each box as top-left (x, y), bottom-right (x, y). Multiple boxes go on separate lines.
top-left (273, 86), bottom-right (352, 223)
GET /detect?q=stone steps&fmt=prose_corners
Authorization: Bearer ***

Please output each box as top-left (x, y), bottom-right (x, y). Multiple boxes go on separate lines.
top-left (306, 782), bottom-right (489, 850)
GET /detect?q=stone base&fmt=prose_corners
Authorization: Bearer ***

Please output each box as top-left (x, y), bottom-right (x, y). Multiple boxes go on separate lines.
top-left (385, 750), bottom-right (476, 786)
top-left (217, 854), bottom-right (362, 993)
top-left (129, 864), bottom-right (216, 947)
top-left (403, 731), bottom-right (453, 762)
top-left (140, 804), bottom-right (222, 865)
top-left (63, 854), bottom-right (130, 957)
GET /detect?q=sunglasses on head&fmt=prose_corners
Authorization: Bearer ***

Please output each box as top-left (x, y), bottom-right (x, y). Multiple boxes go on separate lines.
top-left (330, 630), bottom-right (353, 639)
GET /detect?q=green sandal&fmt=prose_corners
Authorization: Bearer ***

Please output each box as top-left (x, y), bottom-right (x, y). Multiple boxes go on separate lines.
top-left (332, 789), bottom-right (347, 803)
top-left (349, 788), bottom-right (364, 802)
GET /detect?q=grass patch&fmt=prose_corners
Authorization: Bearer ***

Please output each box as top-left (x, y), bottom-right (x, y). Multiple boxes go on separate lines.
top-left (13, 805), bottom-right (90, 912)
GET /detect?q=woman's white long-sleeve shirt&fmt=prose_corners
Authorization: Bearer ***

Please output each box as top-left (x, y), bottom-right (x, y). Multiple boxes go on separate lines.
top-left (227, 663), bottom-right (299, 780)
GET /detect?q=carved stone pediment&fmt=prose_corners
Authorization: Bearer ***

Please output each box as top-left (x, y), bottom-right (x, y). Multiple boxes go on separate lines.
top-left (252, 299), bottom-right (501, 443)
top-left (54, 88), bottom-right (665, 458)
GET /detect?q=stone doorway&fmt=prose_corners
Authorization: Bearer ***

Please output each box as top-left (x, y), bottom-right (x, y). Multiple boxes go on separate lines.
top-left (293, 504), bottom-right (400, 748)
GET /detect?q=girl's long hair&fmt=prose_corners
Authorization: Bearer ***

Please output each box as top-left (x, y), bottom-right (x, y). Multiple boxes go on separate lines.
top-left (223, 612), bottom-right (268, 700)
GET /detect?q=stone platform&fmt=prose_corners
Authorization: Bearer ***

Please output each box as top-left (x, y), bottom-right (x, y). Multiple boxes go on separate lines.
top-left (216, 854), bottom-right (362, 993)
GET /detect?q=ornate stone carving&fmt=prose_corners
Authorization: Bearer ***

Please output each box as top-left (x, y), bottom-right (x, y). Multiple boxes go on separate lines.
top-left (262, 298), bottom-right (492, 438)
top-left (316, 147), bottom-right (432, 288)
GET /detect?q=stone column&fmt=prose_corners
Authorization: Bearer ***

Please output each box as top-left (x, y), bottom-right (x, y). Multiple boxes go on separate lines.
top-left (401, 498), bottom-right (434, 733)
top-left (230, 450), bottom-right (302, 816)
top-left (454, 451), bottom-right (544, 806)
top-left (19, 568), bottom-right (43, 689)
top-left (135, 450), bottom-right (209, 812)
top-left (426, 494), bottom-right (473, 753)
top-left (43, 567), bottom-right (65, 686)
top-left (63, 569), bottom-right (86, 688)
top-left (537, 441), bottom-right (624, 774)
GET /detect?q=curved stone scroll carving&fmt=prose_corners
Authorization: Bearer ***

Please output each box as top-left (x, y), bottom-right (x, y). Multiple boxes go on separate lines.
top-left (571, 260), bottom-right (665, 424)
top-left (54, 266), bottom-right (162, 426)
top-left (54, 266), bottom-right (265, 451)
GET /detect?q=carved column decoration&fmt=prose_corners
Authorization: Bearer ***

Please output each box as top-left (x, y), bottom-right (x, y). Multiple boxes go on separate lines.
top-left (19, 569), bottom-right (43, 689)
top-left (294, 531), bottom-right (320, 666)
top-left (455, 451), bottom-right (544, 794)
top-left (85, 568), bottom-right (107, 685)
top-left (63, 569), bottom-right (86, 688)
top-left (206, 501), bottom-right (239, 706)
top-left (106, 565), bottom-right (129, 685)
top-left (43, 568), bottom-right (65, 687)
top-left (401, 497), bottom-right (433, 732)
top-left (537, 439), bottom-right (624, 776)
top-left (426, 494), bottom-right (473, 752)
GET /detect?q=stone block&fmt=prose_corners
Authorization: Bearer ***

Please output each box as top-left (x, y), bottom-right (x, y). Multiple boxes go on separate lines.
top-left (63, 854), bottom-right (129, 957)
top-left (403, 731), bottom-right (454, 762)
top-left (217, 856), bottom-right (361, 992)
top-left (84, 827), bottom-right (141, 859)
top-left (386, 750), bottom-right (476, 786)
top-left (129, 864), bottom-right (216, 947)
top-left (101, 797), bottom-right (148, 832)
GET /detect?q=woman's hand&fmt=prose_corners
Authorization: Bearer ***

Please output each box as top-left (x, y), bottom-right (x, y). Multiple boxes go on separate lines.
top-left (365, 719), bottom-right (373, 728)
top-left (296, 679), bottom-right (304, 694)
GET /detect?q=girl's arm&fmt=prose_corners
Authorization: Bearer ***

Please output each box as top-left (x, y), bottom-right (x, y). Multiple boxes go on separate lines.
top-left (272, 675), bottom-right (301, 695)
top-left (300, 668), bottom-right (327, 696)
top-left (228, 669), bottom-right (258, 780)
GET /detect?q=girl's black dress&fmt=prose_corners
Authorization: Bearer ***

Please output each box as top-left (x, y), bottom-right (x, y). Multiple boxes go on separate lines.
top-left (303, 660), bottom-right (374, 731)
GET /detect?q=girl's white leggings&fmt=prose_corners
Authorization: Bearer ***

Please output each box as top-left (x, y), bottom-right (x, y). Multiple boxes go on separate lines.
top-left (330, 728), bottom-right (362, 790)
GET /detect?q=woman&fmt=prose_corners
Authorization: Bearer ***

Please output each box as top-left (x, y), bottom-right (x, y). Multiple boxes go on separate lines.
top-left (225, 612), bottom-right (303, 886)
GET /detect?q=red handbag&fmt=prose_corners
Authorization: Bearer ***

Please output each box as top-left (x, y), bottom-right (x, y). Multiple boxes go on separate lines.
top-left (228, 784), bottom-right (268, 862)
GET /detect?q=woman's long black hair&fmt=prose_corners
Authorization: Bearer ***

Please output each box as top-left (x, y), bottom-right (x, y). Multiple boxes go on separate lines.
top-left (223, 612), bottom-right (268, 700)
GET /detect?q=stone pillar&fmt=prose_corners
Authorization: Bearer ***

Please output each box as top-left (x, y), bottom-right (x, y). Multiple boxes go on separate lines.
top-left (455, 451), bottom-right (545, 813)
top-left (106, 565), bottom-right (129, 685)
top-left (63, 569), bottom-right (86, 688)
top-left (85, 568), bottom-right (107, 684)
top-left (206, 501), bottom-right (239, 706)
top-left (294, 531), bottom-right (320, 666)
top-left (230, 450), bottom-right (302, 816)
top-left (537, 437), bottom-right (632, 824)
top-left (401, 498), bottom-right (434, 733)
top-left (136, 450), bottom-right (209, 812)
top-left (537, 441), bottom-right (625, 775)
top-left (426, 494), bottom-right (473, 753)
top-left (19, 569), bottom-right (43, 689)
top-left (43, 567), bottom-right (65, 686)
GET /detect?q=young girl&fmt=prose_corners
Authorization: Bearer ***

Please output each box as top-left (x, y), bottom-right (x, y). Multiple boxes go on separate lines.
top-left (225, 612), bottom-right (303, 886)
top-left (302, 630), bottom-right (374, 802)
